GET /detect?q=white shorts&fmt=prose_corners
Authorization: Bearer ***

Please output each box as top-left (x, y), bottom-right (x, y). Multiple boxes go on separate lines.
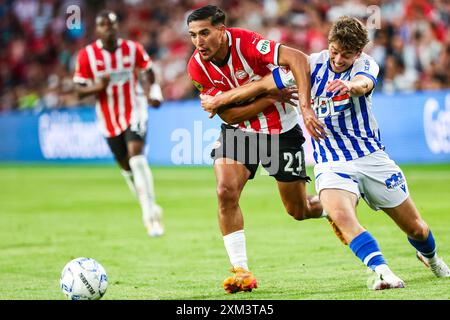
top-left (314, 150), bottom-right (409, 211)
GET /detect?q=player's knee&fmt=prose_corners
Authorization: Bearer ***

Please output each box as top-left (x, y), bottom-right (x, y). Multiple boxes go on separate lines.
top-left (328, 209), bottom-right (355, 227)
top-left (290, 212), bottom-right (306, 221)
top-left (285, 204), bottom-right (306, 221)
top-left (128, 141), bottom-right (144, 157)
top-left (128, 149), bottom-right (143, 158)
top-left (407, 220), bottom-right (429, 241)
top-left (216, 183), bottom-right (240, 207)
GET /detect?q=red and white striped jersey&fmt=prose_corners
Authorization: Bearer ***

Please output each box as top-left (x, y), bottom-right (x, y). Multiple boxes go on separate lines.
top-left (187, 28), bottom-right (299, 134)
top-left (73, 39), bottom-right (152, 137)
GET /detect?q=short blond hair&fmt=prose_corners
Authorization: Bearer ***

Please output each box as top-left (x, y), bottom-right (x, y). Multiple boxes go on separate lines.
top-left (328, 16), bottom-right (369, 52)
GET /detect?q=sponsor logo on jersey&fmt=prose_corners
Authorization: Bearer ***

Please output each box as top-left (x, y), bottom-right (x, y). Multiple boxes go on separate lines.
top-left (235, 69), bottom-right (248, 80)
top-left (109, 70), bottom-right (132, 85)
top-left (256, 40), bottom-right (271, 55)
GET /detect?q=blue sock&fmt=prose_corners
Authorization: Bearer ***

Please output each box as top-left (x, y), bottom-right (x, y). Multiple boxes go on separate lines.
top-left (349, 231), bottom-right (387, 271)
top-left (408, 229), bottom-right (436, 259)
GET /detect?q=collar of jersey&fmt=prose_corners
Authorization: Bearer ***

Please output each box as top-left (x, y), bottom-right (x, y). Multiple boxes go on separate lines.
top-left (96, 38), bottom-right (123, 50)
top-left (211, 30), bottom-right (232, 67)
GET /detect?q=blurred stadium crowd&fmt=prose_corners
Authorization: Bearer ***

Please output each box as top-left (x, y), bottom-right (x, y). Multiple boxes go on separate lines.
top-left (0, 0), bottom-right (449, 112)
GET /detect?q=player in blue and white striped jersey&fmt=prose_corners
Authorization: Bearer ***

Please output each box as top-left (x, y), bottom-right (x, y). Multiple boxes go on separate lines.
top-left (296, 49), bottom-right (381, 163)
top-left (200, 16), bottom-right (450, 290)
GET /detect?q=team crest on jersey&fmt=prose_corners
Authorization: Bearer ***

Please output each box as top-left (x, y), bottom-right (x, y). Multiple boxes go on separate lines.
top-left (235, 69), bottom-right (248, 80)
top-left (192, 80), bottom-right (203, 92)
top-left (256, 40), bottom-right (271, 55)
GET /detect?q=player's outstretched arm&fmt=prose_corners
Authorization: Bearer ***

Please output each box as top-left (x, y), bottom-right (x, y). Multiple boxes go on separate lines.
top-left (278, 46), bottom-right (326, 140)
top-left (325, 75), bottom-right (374, 97)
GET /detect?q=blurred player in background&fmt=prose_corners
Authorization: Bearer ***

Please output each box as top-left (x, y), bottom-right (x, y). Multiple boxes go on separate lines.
top-left (73, 11), bottom-right (164, 237)
top-left (201, 16), bottom-right (450, 290)
top-left (187, 5), bottom-right (326, 294)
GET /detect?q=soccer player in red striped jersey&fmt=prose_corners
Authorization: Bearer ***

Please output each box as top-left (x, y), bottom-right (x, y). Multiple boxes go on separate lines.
top-left (186, 5), bottom-right (325, 293)
top-left (73, 11), bottom-right (164, 237)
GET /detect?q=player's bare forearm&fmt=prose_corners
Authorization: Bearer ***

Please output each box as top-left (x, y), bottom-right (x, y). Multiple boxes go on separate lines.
top-left (211, 86), bottom-right (298, 123)
top-left (146, 68), bottom-right (156, 85)
top-left (143, 68), bottom-right (163, 107)
top-left (349, 76), bottom-right (374, 96)
top-left (278, 45), bottom-right (325, 140)
top-left (139, 69), bottom-right (154, 95)
top-left (278, 45), bottom-right (310, 109)
top-left (75, 73), bottom-right (109, 100)
top-left (325, 75), bottom-right (374, 97)
top-left (214, 75), bottom-right (276, 109)
top-left (75, 82), bottom-right (106, 100)
top-left (217, 96), bottom-right (275, 125)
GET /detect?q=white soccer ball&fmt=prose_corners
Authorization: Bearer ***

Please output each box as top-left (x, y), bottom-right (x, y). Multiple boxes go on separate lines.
top-left (60, 257), bottom-right (108, 300)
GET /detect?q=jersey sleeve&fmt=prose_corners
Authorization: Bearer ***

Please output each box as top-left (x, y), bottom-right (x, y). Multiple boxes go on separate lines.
top-left (242, 30), bottom-right (280, 66)
top-left (272, 67), bottom-right (296, 89)
top-left (187, 57), bottom-right (222, 97)
top-left (351, 55), bottom-right (379, 87)
top-left (73, 49), bottom-right (94, 84)
top-left (135, 41), bottom-right (153, 71)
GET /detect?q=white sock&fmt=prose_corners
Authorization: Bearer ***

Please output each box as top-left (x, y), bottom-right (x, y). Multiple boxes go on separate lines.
top-left (129, 155), bottom-right (157, 221)
top-left (427, 255), bottom-right (439, 265)
top-left (121, 170), bottom-right (137, 197)
top-left (374, 264), bottom-right (393, 277)
top-left (320, 210), bottom-right (328, 218)
top-left (223, 230), bottom-right (248, 270)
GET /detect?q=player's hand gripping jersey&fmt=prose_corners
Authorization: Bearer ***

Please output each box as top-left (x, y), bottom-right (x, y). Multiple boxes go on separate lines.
top-left (74, 39), bottom-right (152, 137)
top-left (273, 50), bottom-right (383, 163)
top-left (188, 28), bottom-right (300, 134)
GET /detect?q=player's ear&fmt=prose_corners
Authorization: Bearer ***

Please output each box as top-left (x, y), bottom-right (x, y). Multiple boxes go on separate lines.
top-left (219, 24), bottom-right (226, 41)
top-left (355, 50), bottom-right (363, 59)
top-left (216, 24), bottom-right (224, 33)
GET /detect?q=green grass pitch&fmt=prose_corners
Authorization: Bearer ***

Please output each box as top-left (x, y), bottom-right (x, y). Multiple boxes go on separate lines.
top-left (0, 163), bottom-right (449, 300)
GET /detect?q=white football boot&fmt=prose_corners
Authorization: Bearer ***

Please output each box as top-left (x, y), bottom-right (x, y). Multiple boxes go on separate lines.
top-left (144, 204), bottom-right (164, 237)
top-left (416, 252), bottom-right (450, 277)
top-left (367, 269), bottom-right (405, 290)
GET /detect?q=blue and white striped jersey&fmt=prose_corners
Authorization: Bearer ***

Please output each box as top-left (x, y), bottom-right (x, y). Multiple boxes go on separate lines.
top-left (273, 50), bottom-right (384, 164)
